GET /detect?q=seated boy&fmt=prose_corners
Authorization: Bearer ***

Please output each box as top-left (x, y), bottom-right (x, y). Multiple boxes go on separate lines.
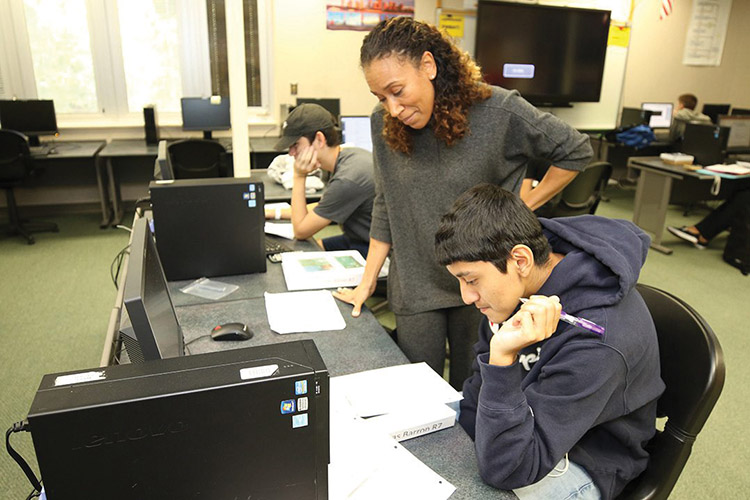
top-left (266, 104), bottom-right (374, 257)
top-left (434, 184), bottom-right (664, 499)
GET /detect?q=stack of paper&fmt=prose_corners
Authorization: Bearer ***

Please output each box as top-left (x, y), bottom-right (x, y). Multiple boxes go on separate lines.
top-left (332, 363), bottom-right (462, 442)
top-left (264, 290), bottom-right (346, 334)
top-left (705, 163), bottom-right (750, 176)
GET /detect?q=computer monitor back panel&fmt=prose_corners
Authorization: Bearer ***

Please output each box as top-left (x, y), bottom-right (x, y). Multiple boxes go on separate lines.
top-left (642, 102), bottom-right (673, 128)
top-left (27, 340), bottom-right (329, 500)
top-left (701, 103), bottom-right (730, 124)
top-left (295, 98), bottom-right (341, 122)
top-left (681, 123), bottom-right (730, 166)
top-left (341, 115), bottom-right (373, 151)
top-left (719, 115), bottom-right (750, 148)
top-left (150, 177), bottom-right (266, 280)
top-left (122, 217), bottom-right (184, 361)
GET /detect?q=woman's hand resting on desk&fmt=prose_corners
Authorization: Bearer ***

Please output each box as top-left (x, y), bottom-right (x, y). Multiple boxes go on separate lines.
top-left (333, 280), bottom-right (377, 318)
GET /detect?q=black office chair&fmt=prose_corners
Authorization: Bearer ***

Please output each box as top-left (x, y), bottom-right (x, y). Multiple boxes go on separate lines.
top-left (166, 139), bottom-right (228, 179)
top-left (0, 129), bottom-right (58, 244)
top-left (618, 284), bottom-right (726, 500)
top-left (536, 161), bottom-right (613, 218)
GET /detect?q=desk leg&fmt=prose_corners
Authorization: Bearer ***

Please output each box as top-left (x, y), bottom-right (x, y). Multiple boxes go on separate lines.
top-left (633, 170), bottom-right (673, 255)
top-left (107, 158), bottom-right (124, 227)
top-left (95, 156), bottom-right (113, 228)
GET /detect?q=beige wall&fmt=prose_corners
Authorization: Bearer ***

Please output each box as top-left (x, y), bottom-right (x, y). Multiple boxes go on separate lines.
top-left (622, 0), bottom-right (750, 110)
top-left (270, 0), bottom-right (437, 119)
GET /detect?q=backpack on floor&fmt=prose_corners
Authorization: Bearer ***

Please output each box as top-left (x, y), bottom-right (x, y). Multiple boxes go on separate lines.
top-left (723, 193), bottom-right (750, 276)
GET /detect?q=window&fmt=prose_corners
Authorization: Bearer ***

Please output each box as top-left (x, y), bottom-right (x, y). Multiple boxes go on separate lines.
top-left (0, 0), bottom-right (270, 119)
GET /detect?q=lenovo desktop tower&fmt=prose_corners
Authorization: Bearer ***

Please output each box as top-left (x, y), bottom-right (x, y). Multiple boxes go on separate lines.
top-left (27, 340), bottom-right (329, 500)
top-left (143, 105), bottom-right (159, 145)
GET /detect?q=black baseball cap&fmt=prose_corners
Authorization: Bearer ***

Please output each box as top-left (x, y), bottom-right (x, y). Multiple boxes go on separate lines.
top-left (275, 104), bottom-right (337, 151)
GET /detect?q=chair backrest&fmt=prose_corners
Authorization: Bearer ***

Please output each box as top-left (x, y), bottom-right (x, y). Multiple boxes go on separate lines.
top-left (618, 284), bottom-right (726, 500)
top-left (0, 129), bottom-right (31, 183)
top-left (153, 140), bottom-right (173, 180)
top-left (167, 139), bottom-right (227, 179)
top-left (539, 161), bottom-right (612, 218)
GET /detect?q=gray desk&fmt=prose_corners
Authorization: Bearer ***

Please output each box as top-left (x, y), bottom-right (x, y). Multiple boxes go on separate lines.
top-left (99, 139), bottom-right (322, 227)
top-left (628, 156), bottom-right (750, 254)
top-left (101, 228), bottom-right (511, 498)
top-left (28, 141), bottom-right (108, 226)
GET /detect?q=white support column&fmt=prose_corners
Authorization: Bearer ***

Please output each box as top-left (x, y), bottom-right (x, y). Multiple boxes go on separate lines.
top-left (225, 0), bottom-right (251, 177)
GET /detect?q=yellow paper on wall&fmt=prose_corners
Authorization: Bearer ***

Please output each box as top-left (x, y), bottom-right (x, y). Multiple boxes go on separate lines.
top-left (439, 14), bottom-right (464, 38)
top-left (608, 23), bottom-right (630, 48)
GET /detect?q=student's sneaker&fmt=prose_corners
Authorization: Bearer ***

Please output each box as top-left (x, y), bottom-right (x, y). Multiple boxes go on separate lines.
top-left (667, 226), bottom-right (707, 249)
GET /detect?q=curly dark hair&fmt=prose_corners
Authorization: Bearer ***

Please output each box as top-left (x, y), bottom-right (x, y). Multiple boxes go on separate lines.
top-left (360, 17), bottom-right (492, 154)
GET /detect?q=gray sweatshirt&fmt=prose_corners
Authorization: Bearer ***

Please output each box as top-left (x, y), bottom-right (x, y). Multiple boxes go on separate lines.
top-left (369, 86), bottom-right (593, 315)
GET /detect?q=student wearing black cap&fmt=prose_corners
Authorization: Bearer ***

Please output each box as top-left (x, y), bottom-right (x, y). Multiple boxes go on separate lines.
top-left (266, 103), bottom-right (375, 257)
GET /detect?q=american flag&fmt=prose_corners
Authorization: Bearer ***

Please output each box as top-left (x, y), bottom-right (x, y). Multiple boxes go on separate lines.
top-left (660, 0), bottom-right (673, 20)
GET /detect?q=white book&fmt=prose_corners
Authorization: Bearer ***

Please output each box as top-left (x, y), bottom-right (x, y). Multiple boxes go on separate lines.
top-left (281, 250), bottom-right (367, 290)
top-left (364, 403), bottom-right (457, 442)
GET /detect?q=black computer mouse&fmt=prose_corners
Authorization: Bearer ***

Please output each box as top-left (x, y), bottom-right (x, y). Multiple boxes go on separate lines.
top-left (210, 322), bottom-right (254, 341)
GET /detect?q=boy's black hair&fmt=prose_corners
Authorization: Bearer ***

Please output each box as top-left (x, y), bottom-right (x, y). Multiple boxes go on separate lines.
top-left (435, 183), bottom-right (551, 273)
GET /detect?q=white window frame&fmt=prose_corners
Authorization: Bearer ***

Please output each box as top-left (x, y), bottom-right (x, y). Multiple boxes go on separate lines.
top-left (0, 0), bottom-right (273, 126)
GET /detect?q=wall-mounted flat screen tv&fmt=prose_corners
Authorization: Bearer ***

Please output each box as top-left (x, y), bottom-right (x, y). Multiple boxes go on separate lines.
top-left (475, 1), bottom-right (611, 107)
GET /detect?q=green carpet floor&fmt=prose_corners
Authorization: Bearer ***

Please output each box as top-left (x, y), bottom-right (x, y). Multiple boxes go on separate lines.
top-left (2, 186), bottom-right (748, 498)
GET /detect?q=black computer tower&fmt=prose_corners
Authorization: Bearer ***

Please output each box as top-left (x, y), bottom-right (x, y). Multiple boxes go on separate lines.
top-left (150, 177), bottom-right (266, 280)
top-left (27, 340), bottom-right (329, 500)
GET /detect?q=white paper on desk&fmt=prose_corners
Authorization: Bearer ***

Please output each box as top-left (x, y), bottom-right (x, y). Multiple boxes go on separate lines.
top-left (328, 399), bottom-right (455, 500)
top-left (264, 290), bottom-right (346, 334)
top-left (333, 362), bottom-right (462, 418)
top-left (706, 163), bottom-right (750, 175)
top-left (264, 221), bottom-right (295, 240)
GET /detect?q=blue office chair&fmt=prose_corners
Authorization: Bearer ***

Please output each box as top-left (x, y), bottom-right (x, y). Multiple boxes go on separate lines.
top-left (0, 129), bottom-right (59, 244)
top-left (618, 284), bottom-right (725, 499)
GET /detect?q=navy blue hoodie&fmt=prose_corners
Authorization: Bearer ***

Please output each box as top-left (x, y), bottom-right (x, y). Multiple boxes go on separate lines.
top-left (459, 215), bottom-right (665, 499)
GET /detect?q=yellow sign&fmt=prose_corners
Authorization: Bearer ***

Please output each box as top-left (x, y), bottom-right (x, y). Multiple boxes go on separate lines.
top-left (608, 23), bottom-right (631, 48)
top-left (439, 14), bottom-right (464, 38)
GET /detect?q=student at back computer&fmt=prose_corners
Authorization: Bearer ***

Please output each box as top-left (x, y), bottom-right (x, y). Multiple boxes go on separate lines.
top-left (669, 93), bottom-right (711, 143)
top-left (265, 104), bottom-right (375, 257)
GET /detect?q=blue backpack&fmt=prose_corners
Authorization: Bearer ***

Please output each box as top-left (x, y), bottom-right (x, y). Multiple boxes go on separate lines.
top-left (616, 125), bottom-right (656, 149)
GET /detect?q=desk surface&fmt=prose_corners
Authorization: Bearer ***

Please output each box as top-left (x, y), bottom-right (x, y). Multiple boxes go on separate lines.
top-left (100, 137), bottom-right (280, 157)
top-left (628, 156), bottom-right (716, 179)
top-left (30, 140), bottom-right (105, 159)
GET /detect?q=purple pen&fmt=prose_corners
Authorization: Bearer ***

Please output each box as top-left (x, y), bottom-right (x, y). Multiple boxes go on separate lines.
top-left (519, 298), bottom-right (605, 336)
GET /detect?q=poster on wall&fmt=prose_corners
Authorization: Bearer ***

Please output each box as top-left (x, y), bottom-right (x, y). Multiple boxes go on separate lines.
top-left (682, 0), bottom-right (733, 66)
top-left (326, 1), bottom-right (414, 31)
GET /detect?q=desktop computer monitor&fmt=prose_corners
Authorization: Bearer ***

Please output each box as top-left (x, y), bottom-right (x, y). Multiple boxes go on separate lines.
top-left (642, 102), bottom-right (673, 129)
top-left (681, 123), bottom-right (730, 166)
top-left (340, 115), bottom-right (373, 152)
top-left (718, 115), bottom-right (750, 148)
top-left (121, 216), bottom-right (184, 363)
top-left (701, 103), bottom-right (730, 124)
top-left (620, 107), bottom-right (653, 129)
top-left (295, 98), bottom-right (341, 123)
top-left (0, 99), bottom-right (58, 146)
top-left (181, 96), bottom-right (231, 139)
top-left (731, 108), bottom-right (750, 116)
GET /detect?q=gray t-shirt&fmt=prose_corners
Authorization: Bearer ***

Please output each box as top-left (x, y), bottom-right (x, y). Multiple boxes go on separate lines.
top-left (370, 86), bottom-right (593, 315)
top-left (313, 147), bottom-right (374, 244)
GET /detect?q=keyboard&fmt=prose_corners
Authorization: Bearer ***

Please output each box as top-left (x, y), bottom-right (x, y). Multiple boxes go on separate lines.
top-left (265, 237), bottom-right (292, 255)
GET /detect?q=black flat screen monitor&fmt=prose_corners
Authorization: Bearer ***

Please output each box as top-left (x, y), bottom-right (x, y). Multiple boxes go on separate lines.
top-left (0, 99), bottom-right (58, 146)
top-left (620, 107), bottom-right (653, 129)
top-left (642, 102), bottom-right (673, 128)
top-left (475, 1), bottom-right (611, 106)
top-left (681, 123), bottom-right (729, 166)
top-left (730, 107), bottom-right (750, 116)
top-left (701, 104), bottom-right (730, 124)
top-left (295, 98), bottom-right (341, 123)
top-left (121, 217), bottom-right (184, 362)
top-left (341, 115), bottom-right (372, 151)
top-left (181, 96), bottom-right (231, 139)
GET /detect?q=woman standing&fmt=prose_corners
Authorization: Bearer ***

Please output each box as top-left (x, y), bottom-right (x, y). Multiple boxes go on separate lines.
top-left (334, 17), bottom-right (592, 389)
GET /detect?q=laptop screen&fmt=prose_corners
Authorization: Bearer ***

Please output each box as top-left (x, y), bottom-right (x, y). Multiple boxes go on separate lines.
top-left (642, 102), bottom-right (673, 129)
